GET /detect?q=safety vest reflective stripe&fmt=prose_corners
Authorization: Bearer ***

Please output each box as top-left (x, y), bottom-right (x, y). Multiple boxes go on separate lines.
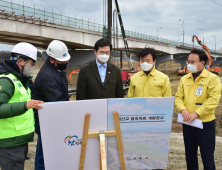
top-left (12, 78), bottom-right (19, 82)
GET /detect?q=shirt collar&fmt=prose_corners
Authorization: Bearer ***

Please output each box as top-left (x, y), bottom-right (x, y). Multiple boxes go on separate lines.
top-left (150, 66), bottom-right (156, 76)
top-left (139, 66), bottom-right (156, 76)
top-left (192, 70), bottom-right (202, 78)
top-left (187, 68), bottom-right (208, 79)
top-left (96, 59), bottom-right (107, 68)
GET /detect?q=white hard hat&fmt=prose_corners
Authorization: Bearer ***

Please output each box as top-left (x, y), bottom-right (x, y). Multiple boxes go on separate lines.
top-left (46, 40), bottom-right (70, 62)
top-left (11, 42), bottom-right (38, 61)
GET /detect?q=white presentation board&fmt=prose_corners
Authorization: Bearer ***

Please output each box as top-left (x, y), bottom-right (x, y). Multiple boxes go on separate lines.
top-left (38, 97), bottom-right (174, 170)
top-left (38, 99), bottom-right (107, 170)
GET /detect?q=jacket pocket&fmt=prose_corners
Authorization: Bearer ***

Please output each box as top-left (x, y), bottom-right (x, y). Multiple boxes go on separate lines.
top-left (18, 86), bottom-right (28, 95)
top-left (149, 83), bottom-right (162, 96)
top-left (151, 83), bottom-right (161, 91)
top-left (13, 111), bottom-right (33, 131)
top-left (109, 80), bottom-right (117, 91)
top-left (195, 82), bottom-right (207, 97)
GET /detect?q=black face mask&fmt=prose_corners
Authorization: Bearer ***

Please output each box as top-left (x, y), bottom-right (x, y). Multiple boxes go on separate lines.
top-left (56, 63), bottom-right (67, 70)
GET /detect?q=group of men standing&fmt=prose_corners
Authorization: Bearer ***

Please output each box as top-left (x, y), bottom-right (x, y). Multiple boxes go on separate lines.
top-left (0, 38), bottom-right (221, 170)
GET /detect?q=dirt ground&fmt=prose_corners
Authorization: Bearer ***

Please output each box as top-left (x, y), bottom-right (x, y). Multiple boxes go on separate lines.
top-left (20, 133), bottom-right (222, 170)
top-left (3, 60), bottom-right (221, 170)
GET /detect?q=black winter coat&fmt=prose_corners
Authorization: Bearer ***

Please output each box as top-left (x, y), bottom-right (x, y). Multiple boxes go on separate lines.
top-left (33, 58), bottom-right (69, 120)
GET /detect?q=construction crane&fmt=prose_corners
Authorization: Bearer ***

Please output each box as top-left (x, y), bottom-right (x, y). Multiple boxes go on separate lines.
top-left (68, 70), bottom-right (79, 83)
top-left (68, 0), bottom-right (135, 96)
top-left (178, 35), bottom-right (221, 75)
top-left (114, 0), bottom-right (132, 65)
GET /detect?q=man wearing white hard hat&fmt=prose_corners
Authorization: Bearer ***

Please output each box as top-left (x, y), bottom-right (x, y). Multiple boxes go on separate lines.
top-left (33, 40), bottom-right (70, 170)
top-left (0, 42), bottom-right (43, 170)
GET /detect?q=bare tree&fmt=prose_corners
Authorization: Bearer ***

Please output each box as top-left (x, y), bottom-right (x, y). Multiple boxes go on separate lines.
top-left (0, 51), bottom-right (42, 62)
top-left (0, 51), bottom-right (11, 62)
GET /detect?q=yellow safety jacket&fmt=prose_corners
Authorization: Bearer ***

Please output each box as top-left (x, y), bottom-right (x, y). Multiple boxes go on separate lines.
top-left (127, 66), bottom-right (172, 97)
top-left (175, 68), bottom-right (221, 122)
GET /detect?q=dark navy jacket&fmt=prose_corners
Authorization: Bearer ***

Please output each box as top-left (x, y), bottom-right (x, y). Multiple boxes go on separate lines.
top-left (33, 58), bottom-right (69, 121)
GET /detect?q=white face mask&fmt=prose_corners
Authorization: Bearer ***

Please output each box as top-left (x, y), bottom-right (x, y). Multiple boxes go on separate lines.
top-left (97, 54), bottom-right (109, 63)
top-left (140, 62), bottom-right (153, 71)
top-left (23, 64), bottom-right (34, 77)
top-left (187, 64), bottom-right (198, 73)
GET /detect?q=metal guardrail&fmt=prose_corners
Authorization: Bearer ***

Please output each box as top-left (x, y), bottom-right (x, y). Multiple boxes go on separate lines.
top-left (0, 0), bottom-right (222, 55)
top-left (0, 0), bottom-right (180, 46)
top-left (0, 0), bottom-right (103, 30)
top-left (178, 42), bottom-right (222, 55)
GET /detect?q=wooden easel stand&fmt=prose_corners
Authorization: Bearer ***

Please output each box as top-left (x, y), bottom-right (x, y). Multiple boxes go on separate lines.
top-left (79, 111), bottom-right (126, 170)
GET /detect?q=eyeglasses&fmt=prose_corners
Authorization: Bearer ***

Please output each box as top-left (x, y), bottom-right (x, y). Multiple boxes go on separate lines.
top-left (186, 60), bottom-right (200, 64)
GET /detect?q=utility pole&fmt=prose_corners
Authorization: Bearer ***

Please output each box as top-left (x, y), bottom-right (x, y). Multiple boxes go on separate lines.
top-left (179, 19), bottom-right (185, 46)
top-left (203, 30), bottom-right (204, 44)
top-left (212, 35), bottom-right (216, 52)
top-left (199, 29), bottom-right (204, 44)
top-left (108, 0), bottom-right (112, 43)
top-left (157, 27), bottom-right (162, 37)
top-left (215, 36), bottom-right (216, 52)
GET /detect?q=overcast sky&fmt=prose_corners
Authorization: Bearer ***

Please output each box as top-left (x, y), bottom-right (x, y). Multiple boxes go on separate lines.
top-left (0, 0), bottom-right (222, 52)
